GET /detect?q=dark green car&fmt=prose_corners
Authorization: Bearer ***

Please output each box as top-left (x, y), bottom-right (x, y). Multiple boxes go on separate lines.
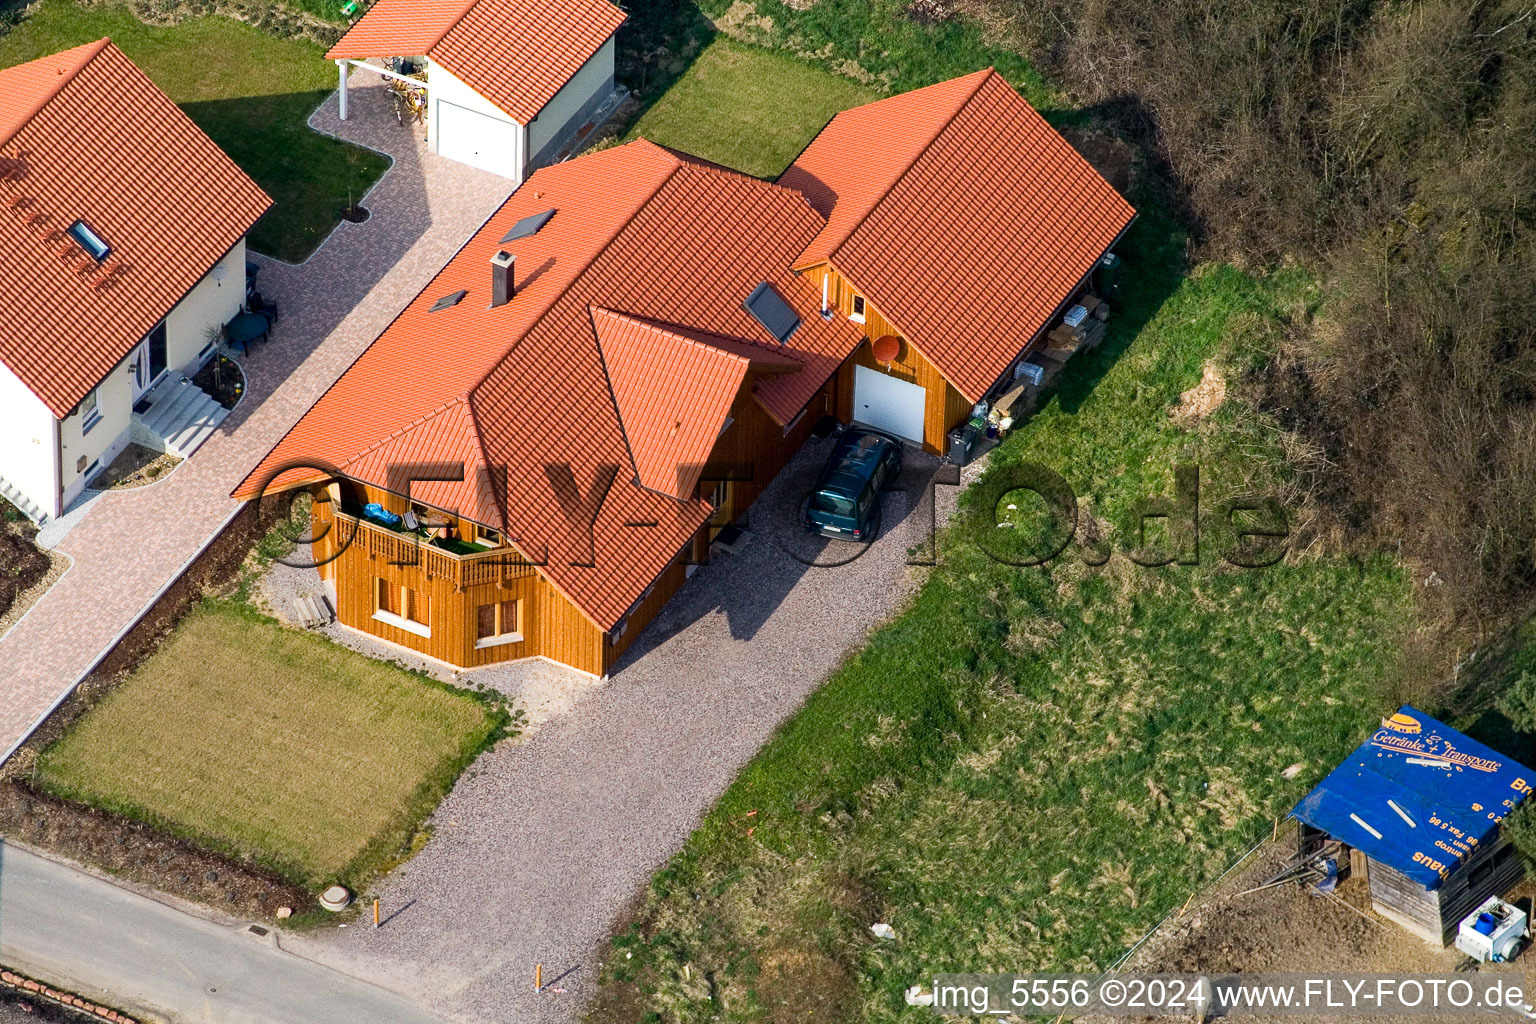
top-left (800, 428), bottom-right (904, 541)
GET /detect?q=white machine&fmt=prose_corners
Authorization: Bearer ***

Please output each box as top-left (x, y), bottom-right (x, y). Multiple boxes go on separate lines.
top-left (1456, 896), bottom-right (1529, 963)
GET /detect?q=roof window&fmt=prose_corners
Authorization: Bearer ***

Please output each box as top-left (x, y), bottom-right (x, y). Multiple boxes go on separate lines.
top-left (67, 220), bottom-right (110, 262)
top-left (743, 282), bottom-right (801, 344)
top-left (430, 289), bottom-right (467, 312)
top-left (500, 209), bottom-right (555, 243)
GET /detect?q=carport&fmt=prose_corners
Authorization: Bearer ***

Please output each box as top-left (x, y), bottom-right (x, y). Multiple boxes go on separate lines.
top-left (325, 0), bottom-right (627, 183)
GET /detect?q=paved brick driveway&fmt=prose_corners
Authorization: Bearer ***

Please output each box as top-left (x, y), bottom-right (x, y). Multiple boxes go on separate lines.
top-left (286, 440), bottom-right (964, 1024)
top-left (0, 70), bottom-right (512, 753)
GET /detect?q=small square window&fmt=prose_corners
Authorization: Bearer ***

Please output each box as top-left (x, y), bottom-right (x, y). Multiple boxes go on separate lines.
top-left (67, 220), bottom-right (110, 262)
top-left (849, 294), bottom-right (867, 324)
top-left (77, 387), bottom-right (101, 433)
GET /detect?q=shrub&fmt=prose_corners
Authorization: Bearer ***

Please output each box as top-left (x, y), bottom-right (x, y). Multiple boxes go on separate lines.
top-left (1502, 801), bottom-right (1536, 876)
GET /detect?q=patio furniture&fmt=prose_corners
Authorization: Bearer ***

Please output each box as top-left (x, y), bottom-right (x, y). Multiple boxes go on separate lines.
top-left (223, 311), bottom-right (271, 355)
top-left (247, 291), bottom-right (279, 323)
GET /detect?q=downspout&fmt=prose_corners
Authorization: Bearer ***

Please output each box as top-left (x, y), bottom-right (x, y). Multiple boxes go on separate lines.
top-left (50, 415), bottom-right (62, 521)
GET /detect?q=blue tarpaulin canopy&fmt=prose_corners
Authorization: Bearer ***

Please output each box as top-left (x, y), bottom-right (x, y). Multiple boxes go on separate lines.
top-left (1291, 705), bottom-right (1533, 890)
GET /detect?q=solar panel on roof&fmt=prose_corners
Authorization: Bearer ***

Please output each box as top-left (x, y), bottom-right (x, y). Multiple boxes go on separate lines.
top-left (743, 282), bottom-right (800, 343)
top-left (500, 209), bottom-right (555, 243)
top-left (430, 289), bottom-right (467, 312)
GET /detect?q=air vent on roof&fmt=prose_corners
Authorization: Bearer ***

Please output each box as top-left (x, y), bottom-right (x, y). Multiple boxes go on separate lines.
top-left (743, 282), bottom-right (801, 344)
top-left (67, 220), bottom-right (110, 262)
top-left (430, 289), bottom-right (467, 312)
top-left (500, 208), bottom-right (555, 243)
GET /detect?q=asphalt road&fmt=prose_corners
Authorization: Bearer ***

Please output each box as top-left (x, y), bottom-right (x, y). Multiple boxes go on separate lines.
top-left (0, 842), bottom-right (450, 1024)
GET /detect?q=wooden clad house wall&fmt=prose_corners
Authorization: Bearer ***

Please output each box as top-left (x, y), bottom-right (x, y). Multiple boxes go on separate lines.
top-left (603, 554), bottom-right (690, 672)
top-left (706, 374), bottom-right (831, 529)
top-left (809, 264), bottom-right (972, 454)
top-left (311, 481), bottom-right (606, 676)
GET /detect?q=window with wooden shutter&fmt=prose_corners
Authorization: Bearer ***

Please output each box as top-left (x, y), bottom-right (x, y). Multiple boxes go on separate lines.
top-left (405, 588), bottom-right (429, 625)
top-left (473, 598), bottom-right (523, 648)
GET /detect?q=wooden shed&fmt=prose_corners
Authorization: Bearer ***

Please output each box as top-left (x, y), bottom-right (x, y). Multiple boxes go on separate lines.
top-left (1292, 705), bottom-right (1534, 945)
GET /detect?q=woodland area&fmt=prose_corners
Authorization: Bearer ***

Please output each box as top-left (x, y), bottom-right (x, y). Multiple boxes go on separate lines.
top-left (997, 0), bottom-right (1536, 680)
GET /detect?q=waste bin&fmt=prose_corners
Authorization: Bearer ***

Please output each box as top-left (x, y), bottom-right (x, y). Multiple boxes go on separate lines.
top-left (948, 424), bottom-right (980, 466)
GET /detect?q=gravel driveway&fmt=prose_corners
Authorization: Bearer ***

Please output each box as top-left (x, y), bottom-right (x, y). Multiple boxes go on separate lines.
top-left (292, 435), bottom-right (961, 1024)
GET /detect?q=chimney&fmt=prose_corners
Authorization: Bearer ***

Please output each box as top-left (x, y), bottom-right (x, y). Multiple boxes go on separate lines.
top-left (489, 250), bottom-right (515, 307)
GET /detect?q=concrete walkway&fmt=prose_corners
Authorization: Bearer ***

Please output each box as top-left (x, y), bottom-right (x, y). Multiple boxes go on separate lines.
top-left (0, 69), bottom-right (512, 753)
top-left (0, 842), bottom-right (453, 1024)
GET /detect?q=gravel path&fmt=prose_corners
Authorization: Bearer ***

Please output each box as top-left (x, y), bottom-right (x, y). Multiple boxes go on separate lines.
top-left (284, 437), bottom-right (963, 1024)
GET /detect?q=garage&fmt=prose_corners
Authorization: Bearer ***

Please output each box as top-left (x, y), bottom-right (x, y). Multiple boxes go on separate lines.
top-left (437, 101), bottom-right (521, 178)
top-left (852, 364), bottom-right (925, 443)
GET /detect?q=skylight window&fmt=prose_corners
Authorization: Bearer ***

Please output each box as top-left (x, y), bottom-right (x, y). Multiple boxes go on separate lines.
top-left (67, 220), bottom-right (110, 262)
top-left (429, 289), bottom-right (467, 312)
top-left (500, 208), bottom-right (555, 244)
top-left (743, 282), bottom-right (801, 344)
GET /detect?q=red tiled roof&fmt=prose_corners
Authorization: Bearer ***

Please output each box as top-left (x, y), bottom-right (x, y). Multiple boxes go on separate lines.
top-left (0, 40), bottom-right (272, 417)
top-left (781, 69), bottom-right (1136, 400)
top-left (327, 0), bottom-right (626, 124)
top-left (593, 308), bottom-right (801, 500)
top-left (236, 140), bottom-right (864, 630)
top-left (325, 0), bottom-right (478, 59)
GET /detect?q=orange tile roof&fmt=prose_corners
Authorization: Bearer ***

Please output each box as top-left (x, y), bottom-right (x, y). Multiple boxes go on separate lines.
top-left (325, 0), bottom-right (478, 59)
top-left (0, 40), bottom-right (272, 417)
top-left (327, 0), bottom-right (626, 125)
top-left (780, 69), bottom-right (1136, 401)
top-left (236, 140), bottom-right (864, 630)
top-left (593, 308), bottom-right (801, 500)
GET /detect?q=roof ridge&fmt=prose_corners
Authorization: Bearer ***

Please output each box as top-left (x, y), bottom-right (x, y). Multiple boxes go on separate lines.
top-left (465, 151), bottom-right (686, 403)
top-left (595, 307), bottom-right (806, 369)
top-left (821, 67), bottom-right (994, 268)
top-left (338, 393), bottom-right (472, 469)
top-left (0, 38), bottom-right (112, 150)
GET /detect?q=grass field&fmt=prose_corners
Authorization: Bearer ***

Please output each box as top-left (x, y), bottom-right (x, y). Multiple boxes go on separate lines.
top-left (37, 602), bottom-right (501, 887)
top-left (0, 0), bottom-right (388, 262)
top-left (624, 38), bottom-right (878, 178)
top-left (591, 188), bottom-right (1416, 1018)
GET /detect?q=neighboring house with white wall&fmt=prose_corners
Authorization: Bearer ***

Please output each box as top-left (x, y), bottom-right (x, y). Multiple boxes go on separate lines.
top-left (327, 0), bottom-right (626, 181)
top-left (0, 39), bottom-right (271, 523)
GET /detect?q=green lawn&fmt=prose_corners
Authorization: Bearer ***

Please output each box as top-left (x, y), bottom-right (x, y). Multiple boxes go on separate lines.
top-left (37, 602), bottom-right (502, 887)
top-left (592, 193), bottom-right (1415, 1019)
top-left (0, 0), bottom-right (388, 262)
top-left (625, 38), bottom-right (878, 178)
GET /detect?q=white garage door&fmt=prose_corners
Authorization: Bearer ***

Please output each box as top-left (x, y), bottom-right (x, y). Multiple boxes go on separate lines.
top-left (437, 101), bottom-right (520, 178)
top-left (853, 364), bottom-right (925, 443)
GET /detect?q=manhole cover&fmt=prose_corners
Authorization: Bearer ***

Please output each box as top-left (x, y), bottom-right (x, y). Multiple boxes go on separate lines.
top-left (247, 925), bottom-right (269, 937)
top-left (319, 884), bottom-right (353, 911)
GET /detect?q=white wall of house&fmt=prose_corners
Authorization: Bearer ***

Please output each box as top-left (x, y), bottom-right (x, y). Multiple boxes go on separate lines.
top-left (165, 239), bottom-right (245, 375)
top-left (59, 353), bottom-right (133, 509)
top-left (527, 36), bottom-right (615, 169)
top-left (427, 58), bottom-right (526, 181)
top-left (0, 361), bottom-right (59, 517)
top-left (54, 241), bottom-right (246, 510)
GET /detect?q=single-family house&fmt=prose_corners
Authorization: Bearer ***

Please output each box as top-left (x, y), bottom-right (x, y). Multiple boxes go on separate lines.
top-left (0, 39), bottom-right (271, 524)
top-left (234, 70), bottom-right (1132, 676)
top-left (326, 0), bottom-right (627, 181)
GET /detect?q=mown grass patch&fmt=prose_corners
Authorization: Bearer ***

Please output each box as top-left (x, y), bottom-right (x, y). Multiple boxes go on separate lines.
top-left (591, 199), bottom-right (1415, 1021)
top-left (624, 37), bottom-right (878, 178)
top-left (36, 601), bottom-right (503, 888)
top-left (0, 0), bottom-right (387, 262)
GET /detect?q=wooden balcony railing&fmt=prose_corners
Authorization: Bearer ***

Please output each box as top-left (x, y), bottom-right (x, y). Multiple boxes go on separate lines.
top-left (332, 508), bottom-right (536, 590)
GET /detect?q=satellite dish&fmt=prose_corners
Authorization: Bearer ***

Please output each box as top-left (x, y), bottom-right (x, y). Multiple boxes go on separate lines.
top-left (871, 334), bottom-right (901, 363)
